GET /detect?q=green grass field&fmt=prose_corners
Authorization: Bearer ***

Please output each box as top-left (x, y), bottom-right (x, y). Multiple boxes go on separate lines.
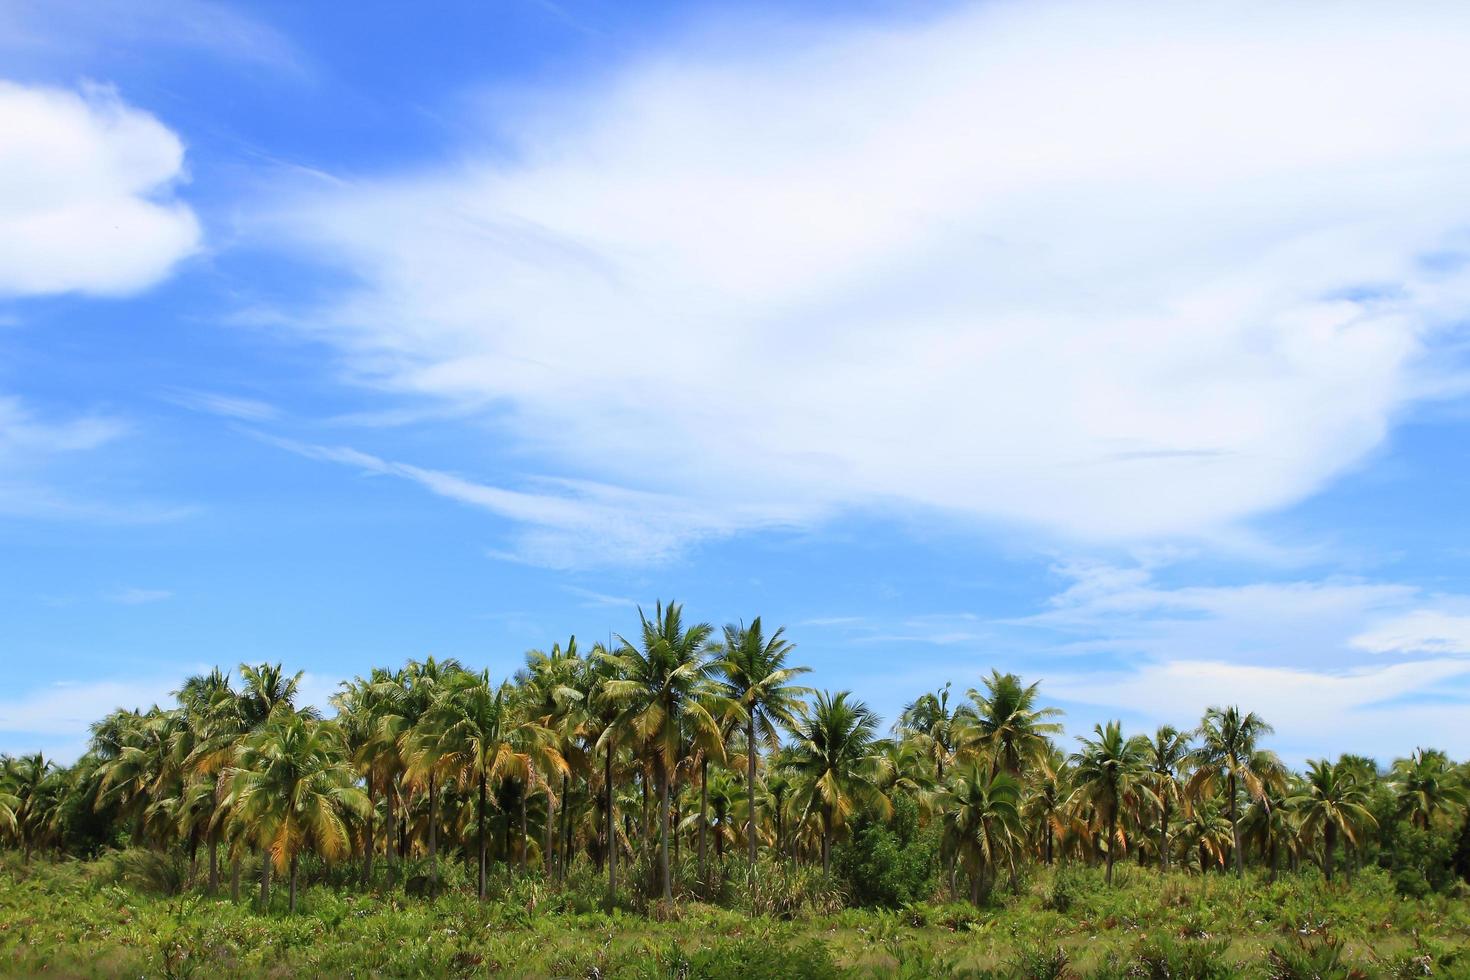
top-left (3, 855), bottom-right (1467, 978)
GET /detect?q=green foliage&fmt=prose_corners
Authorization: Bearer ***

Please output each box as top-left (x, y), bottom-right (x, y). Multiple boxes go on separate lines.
top-left (834, 794), bottom-right (937, 908)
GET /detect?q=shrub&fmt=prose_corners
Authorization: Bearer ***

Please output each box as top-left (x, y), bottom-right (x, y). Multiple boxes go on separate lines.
top-left (833, 794), bottom-right (938, 908)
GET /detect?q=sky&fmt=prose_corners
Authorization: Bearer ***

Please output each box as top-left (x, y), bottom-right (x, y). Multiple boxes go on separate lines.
top-left (4, 0), bottom-right (1470, 765)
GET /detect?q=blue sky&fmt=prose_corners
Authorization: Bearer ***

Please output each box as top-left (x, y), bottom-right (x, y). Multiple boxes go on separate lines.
top-left (5, 0), bottom-right (1470, 764)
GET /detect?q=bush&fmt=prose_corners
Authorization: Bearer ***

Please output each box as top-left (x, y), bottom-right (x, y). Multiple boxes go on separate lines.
top-left (833, 794), bottom-right (938, 908)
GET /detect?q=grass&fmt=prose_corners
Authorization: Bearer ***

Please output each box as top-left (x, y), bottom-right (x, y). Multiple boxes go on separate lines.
top-left (2, 856), bottom-right (1469, 977)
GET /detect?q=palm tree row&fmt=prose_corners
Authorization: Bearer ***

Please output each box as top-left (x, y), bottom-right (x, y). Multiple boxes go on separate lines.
top-left (4, 602), bottom-right (1467, 912)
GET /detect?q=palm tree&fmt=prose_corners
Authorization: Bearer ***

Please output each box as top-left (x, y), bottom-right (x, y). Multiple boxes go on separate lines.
top-left (1187, 706), bottom-right (1278, 878)
top-left (223, 710), bottom-right (368, 913)
top-left (600, 601), bottom-right (720, 901)
top-left (940, 762), bottom-right (1022, 905)
top-left (1392, 748), bottom-right (1466, 830)
top-left (784, 690), bottom-right (892, 873)
top-left (1145, 725), bottom-right (1191, 872)
top-left (1069, 721), bottom-right (1152, 886)
top-left (1024, 742), bottom-right (1069, 867)
top-left (393, 656), bottom-right (463, 882)
top-left (586, 642), bottom-right (628, 905)
top-left (897, 682), bottom-right (963, 782)
top-left (7, 753), bottom-right (58, 862)
top-left (416, 669), bottom-right (566, 897)
top-left (333, 667), bottom-right (402, 887)
top-left (1289, 758), bottom-right (1376, 883)
top-left (712, 617), bottom-right (811, 884)
top-left (960, 671), bottom-right (1063, 777)
top-left (522, 636), bottom-right (586, 878)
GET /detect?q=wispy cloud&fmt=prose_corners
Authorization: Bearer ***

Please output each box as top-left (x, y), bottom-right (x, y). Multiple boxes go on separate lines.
top-left (106, 587), bottom-right (172, 605)
top-left (164, 388), bottom-right (279, 421)
top-left (562, 585), bottom-right (639, 608)
top-left (259, 1), bottom-right (1470, 549)
top-left (256, 432), bottom-right (809, 567)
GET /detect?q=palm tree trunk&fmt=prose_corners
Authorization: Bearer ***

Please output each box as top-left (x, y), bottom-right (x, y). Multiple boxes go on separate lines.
top-left (1106, 810), bottom-right (1116, 886)
top-left (544, 781), bottom-right (556, 876)
top-left (605, 740), bottom-right (617, 906)
top-left (1324, 821), bottom-right (1337, 882)
top-left (428, 773), bottom-right (439, 882)
top-left (1228, 773), bottom-right (1244, 878)
top-left (656, 758), bottom-right (673, 901)
top-left (385, 783), bottom-right (399, 885)
top-left (971, 863), bottom-right (983, 906)
top-left (207, 836), bottom-right (220, 895)
top-left (259, 852), bottom-right (271, 910)
top-left (1159, 796), bottom-right (1169, 872)
top-left (1046, 820), bottom-right (1054, 866)
top-left (288, 853), bottom-right (299, 914)
top-left (519, 787), bottom-right (529, 871)
top-left (821, 804), bottom-right (832, 875)
top-left (362, 781), bottom-right (377, 888)
top-left (230, 853), bottom-right (241, 903)
top-left (561, 775), bottom-right (574, 880)
top-left (698, 756), bottom-right (709, 879)
top-left (478, 771), bottom-right (488, 900)
top-left (747, 714), bottom-right (758, 884)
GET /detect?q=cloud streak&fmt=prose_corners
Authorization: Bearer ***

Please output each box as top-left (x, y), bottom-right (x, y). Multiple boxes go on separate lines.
top-left (260, 0), bottom-right (1470, 552)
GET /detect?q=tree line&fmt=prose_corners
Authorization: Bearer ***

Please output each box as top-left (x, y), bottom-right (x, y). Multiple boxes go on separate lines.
top-left (3, 601), bottom-right (1467, 913)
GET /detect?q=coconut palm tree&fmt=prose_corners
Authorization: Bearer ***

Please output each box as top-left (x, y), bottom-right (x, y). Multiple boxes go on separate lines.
top-left (711, 617), bottom-right (811, 883)
top-left (223, 710), bottom-right (368, 913)
top-left (784, 690), bottom-right (892, 874)
top-left (1392, 748), bottom-right (1466, 830)
top-left (586, 642), bottom-right (629, 905)
top-left (1289, 758), bottom-right (1376, 883)
top-left (333, 667), bottom-right (403, 886)
top-left (960, 671), bottom-right (1063, 777)
top-left (393, 656), bottom-right (463, 882)
top-left (940, 761), bottom-right (1022, 905)
top-left (1145, 725), bottom-right (1191, 872)
top-left (599, 601), bottom-right (720, 901)
top-left (1069, 721), bottom-right (1152, 886)
top-left (1187, 706), bottom-right (1279, 878)
top-left (415, 668), bottom-right (566, 897)
top-left (897, 682), bottom-right (964, 782)
top-left (521, 636), bottom-right (586, 878)
top-left (1024, 741), bottom-right (1069, 867)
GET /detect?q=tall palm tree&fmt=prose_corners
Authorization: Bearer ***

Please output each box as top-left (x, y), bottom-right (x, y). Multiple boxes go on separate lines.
top-left (1069, 721), bottom-right (1152, 886)
top-left (393, 656), bottom-right (463, 882)
top-left (7, 753), bottom-right (59, 863)
top-left (712, 617), bottom-right (811, 883)
top-left (586, 642), bottom-right (628, 905)
top-left (1024, 742), bottom-right (1069, 867)
top-left (897, 682), bottom-right (963, 782)
top-left (416, 669), bottom-right (566, 898)
top-left (784, 690), bottom-right (892, 873)
top-left (1145, 725), bottom-right (1191, 872)
top-left (1288, 758), bottom-right (1376, 883)
top-left (940, 762), bottom-right (1022, 906)
top-left (1187, 706), bottom-right (1278, 878)
top-left (522, 636), bottom-right (586, 878)
top-left (1392, 748), bottom-right (1466, 830)
top-left (223, 710), bottom-right (368, 913)
top-left (960, 671), bottom-right (1063, 777)
top-left (600, 601), bottom-right (720, 901)
top-left (333, 668), bottom-right (400, 887)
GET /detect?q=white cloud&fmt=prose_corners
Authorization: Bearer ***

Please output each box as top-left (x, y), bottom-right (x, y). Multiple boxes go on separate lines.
top-left (106, 587), bottom-right (172, 605)
top-left (164, 388), bottom-right (280, 421)
top-left (260, 1), bottom-right (1470, 551)
top-left (1048, 658), bottom-right (1470, 762)
top-left (0, 80), bottom-right (199, 297)
top-left (997, 559), bottom-right (1470, 757)
top-left (260, 433), bottom-right (806, 567)
top-left (0, 677), bottom-right (180, 744)
top-left (1352, 610), bottom-right (1470, 655)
